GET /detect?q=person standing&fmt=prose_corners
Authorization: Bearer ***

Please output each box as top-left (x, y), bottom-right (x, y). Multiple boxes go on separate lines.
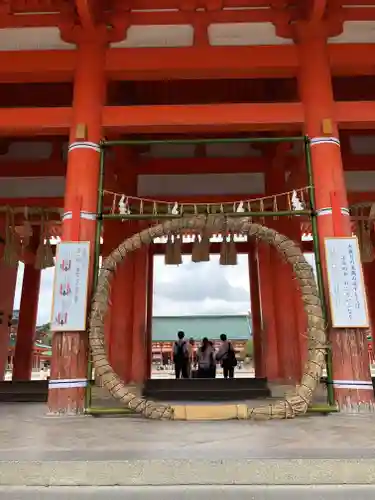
top-left (197, 338), bottom-right (215, 378)
top-left (209, 340), bottom-right (217, 378)
top-left (187, 338), bottom-right (196, 378)
top-left (173, 331), bottom-right (189, 379)
top-left (216, 333), bottom-right (237, 379)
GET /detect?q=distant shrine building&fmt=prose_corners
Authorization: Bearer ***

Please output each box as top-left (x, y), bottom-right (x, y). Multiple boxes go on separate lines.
top-left (1, 1), bottom-right (375, 415)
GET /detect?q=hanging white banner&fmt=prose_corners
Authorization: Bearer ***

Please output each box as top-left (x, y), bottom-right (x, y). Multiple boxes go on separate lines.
top-left (324, 237), bottom-right (369, 329)
top-left (50, 241), bottom-right (90, 332)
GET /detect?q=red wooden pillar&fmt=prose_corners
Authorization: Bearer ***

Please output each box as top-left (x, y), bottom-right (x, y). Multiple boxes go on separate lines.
top-left (48, 33), bottom-right (107, 414)
top-left (286, 159), bottom-right (309, 372)
top-left (109, 224), bottom-right (135, 383)
top-left (280, 218), bottom-right (305, 381)
top-left (145, 247), bottom-right (154, 379)
top-left (297, 25), bottom-right (374, 409)
top-left (12, 264), bottom-right (41, 380)
top-left (265, 154), bottom-right (301, 383)
top-left (103, 145), bottom-right (138, 383)
top-left (271, 240), bottom-right (301, 384)
top-left (257, 242), bottom-right (279, 381)
top-left (248, 241), bottom-right (264, 377)
top-left (0, 261), bottom-right (17, 380)
top-left (130, 238), bottom-right (149, 384)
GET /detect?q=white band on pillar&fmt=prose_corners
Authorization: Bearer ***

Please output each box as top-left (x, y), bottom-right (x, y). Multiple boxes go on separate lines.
top-left (80, 211), bottom-right (97, 221)
top-left (333, 380), bottom-right (373, 390)
top-left (310, 137), bottom-right (340, 147)
top-left (68, 141), bottom-right (101, 153)
top-left (62, 211), bottom-right (73, 221)
top-left (49, 378), bottom-right (88, 389)
top-left (316, 207), bottom-right (350, 216)
top-left (62, 211), bottom-right (97, 221)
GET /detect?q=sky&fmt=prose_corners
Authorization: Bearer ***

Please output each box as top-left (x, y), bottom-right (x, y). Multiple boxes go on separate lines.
top-left (13, 250), bottom-right (317, 326)
top-left (13, 254), bottom-right (252, 326)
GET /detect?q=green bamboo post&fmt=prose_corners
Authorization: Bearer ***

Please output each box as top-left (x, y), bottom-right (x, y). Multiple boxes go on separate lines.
top-left (84, 146), bottom-right (106, 413)
top-left (304, 136), bottom-right (335, 407)
top-left (101, 210), bottom-right (311, 221)
top-left (102, 136), bottom-right (305, 148)
top-left (85, 134), bottom-right (333, 418)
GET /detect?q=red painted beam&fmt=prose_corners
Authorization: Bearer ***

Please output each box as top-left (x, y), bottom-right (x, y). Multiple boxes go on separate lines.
top-left (0, 51), bottom-right (77, 83)
top-left (343, 155), bottom-right (375, 171)
top-left (0, 160), bottom-right (66, 177)
top-left (106, 46), bottom-right (298, 81)
top-left (136, 157), bottom-right (267, 175)
top-left (0, 197), bottom-right (64, 208)
top-left (103, 103), bottom-right (304, 133)
top-left (308, 0), bottom-right (327, 22)
top-left (112, 0), bottom-right (276, 8)
top-left (0, 154), bottom-right (373, 179)
top-left (2, 44), bottom-right (375, 83)
top-left (2, 100), bottom-right (375, 137)
top-left (75, 0), bottom-right (101, 30)
top-left (0, 108), bottom-right (71, 136)
top-left (335, 101), bottom-right (375, 128)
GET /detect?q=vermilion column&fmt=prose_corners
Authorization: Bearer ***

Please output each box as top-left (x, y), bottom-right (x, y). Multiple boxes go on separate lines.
top-left (257, 243), bottom-right (279, 381)
top-left (12, 264), bottom-right (41, 380)
top-left (108, 222), bottom-right (136, 383)
top-left (131, 234), bottom-right (149, 384)
top-left (285, 164), bottom-right (309, 370)
top-left (0, 261), bottom-right (17, 380)
top-left (297, 25), bottom-right (374, 409)
top-left (279, 218), bottom-right (305, 380)
top-left (104, 147), bottom-right (138, 383)
top-left (48, 34), bottom-right (107, 414)
top-left (248, 241), bottom-right (264, 378)
top-left (145, 248), bottom-right (154, 379)
top-left (271, 240), bottom-right (301, 384)
top-left (265, 156), bottom-right (301, 383)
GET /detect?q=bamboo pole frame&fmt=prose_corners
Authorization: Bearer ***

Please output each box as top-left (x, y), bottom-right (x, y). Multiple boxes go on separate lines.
top-left (84, 134), bottom-right (335, 415)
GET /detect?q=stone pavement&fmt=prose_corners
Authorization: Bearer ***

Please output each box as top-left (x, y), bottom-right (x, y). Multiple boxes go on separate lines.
top-left (1, 403), bottom-right (375, 486)
top-left (2, 486), bottom-right (375, 500)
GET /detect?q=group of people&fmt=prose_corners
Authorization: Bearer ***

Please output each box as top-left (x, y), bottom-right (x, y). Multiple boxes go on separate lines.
top-left (173, 331), bottom-right (237, 379)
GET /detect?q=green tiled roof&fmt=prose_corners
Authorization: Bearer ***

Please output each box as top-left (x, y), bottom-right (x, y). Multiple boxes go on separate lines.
top-left (152, 314), bottom-right (252, 342)
top-left (9, 338), bottom-right (50, 350)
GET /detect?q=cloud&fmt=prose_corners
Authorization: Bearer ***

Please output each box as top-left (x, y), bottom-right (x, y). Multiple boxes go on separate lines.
top-left (13, 252), bottom-right (316, 326)
top-left (13, 254), bottom-right (251, 326)
top-left (13, 263), bottom-right (55, 326)
top-left (154, 255), bottom-right (249, 303)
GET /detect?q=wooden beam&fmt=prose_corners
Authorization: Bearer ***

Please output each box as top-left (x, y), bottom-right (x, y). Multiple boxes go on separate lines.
top-left (348, 192), bottom-right (375, 205)
top-left (106, 46), bottom-right (298, 80)
top-left (335, 101), bottom-right (375, 128)
top-left (0, 108), bottom-right (71, 136)
top-left (0, 197), bottom-right (63, 207)
top-left (0, 160), bottom-right (66, 177)
top-left (103, 103), bottom-right (304, 133)
top-left (2, 44), bottom-right (375, 83)
top-left (2, 101), bottom-right (375, 137)
top-left (0, 51), bottom-right (76, 83)
top-left (0, 153), bottom-right (373, 179)
top-left (136, 157), bottom-right (267, 175)
top-left (75, 0), bottom-right (101, 30)
top-left (309, 0), bottom-right (327, 22)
